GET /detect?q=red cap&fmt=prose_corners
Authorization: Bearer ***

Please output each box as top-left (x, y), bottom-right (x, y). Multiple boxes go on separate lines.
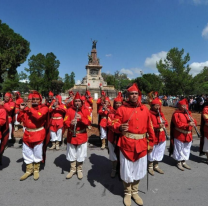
top-left (49, 91), bottom-right (54, 96)
top-left (178, 98), bottom-right (189, 108)
top-left (81, 95), bottom-right (86, 101)
top-left (56, 95), bottom-right (62, 104)
top-left (5, 92), bottom-right (12, 98)
top-left (154, 91), bottom-right (159, 97)
top-left (151, 98), bottom-right (162, 105)
top-left (74, 92), bottom-right (81, 100)
top-left (32, 91), bottom-right (42, 103)
top-left (85, 90), bottom-right (91, 96)
top-left (118, 91), bottom-right (122, 97)
top-left (127, 83), bottom-right (142, 101)
top-left (101, 90), bottom-right (106, 96)
top-left (69, 90), bottom-right (74, 95)
top-left (28, 93), bottom-right (33, 100)
top-left (114, 96), bottom-right (122, 103)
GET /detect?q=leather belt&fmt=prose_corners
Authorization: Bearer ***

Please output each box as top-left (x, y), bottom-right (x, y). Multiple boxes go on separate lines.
top-left (26, 127), bottom-right (44, 132)
top-left (122, 132), bottom-right (146, 140)
top-left (205, 123), bottom-right (208, 126)
top-left (101, 117), bottom-right (107, 119)
top-left (68, 128), bottom-right (86, 134)
top-left (155, 128), bottom-right (164, 132)
top-left (175, 127), bottom-right (191, 134)
top-left (52, 117), bottom-right (62, 120)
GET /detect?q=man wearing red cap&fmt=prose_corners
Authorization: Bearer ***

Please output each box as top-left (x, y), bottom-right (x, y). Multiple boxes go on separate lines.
top-left (18, 91), bottom-right (49, 181)
top-left (65, 91), bottom-right (74, 109)
top-left (49, 95), bottom-right (67, 150)
top-left (64, 92), bottom-right (91, 180)
top-left (85, 90), bottom-right (93, 127)
top-left (96, 90), bottom-right (106, 126)
top-left (170, 98), bottom-right (197, 171)
top-left (200, 100), bottom-right (208, 160)
top-left (98, 97), bottom-right (113, 149)
top-left (1, 93), bottom-right (15, 140)
top-left (107, 95), bottom-right (122, 178)
top-left (0, 103), bottom-right (9, 165)
top-left (148, 98), bottom-right (168, 176)
top-left (113, 83), bottom-right (155, 206)
top-left (14, 91), bottom-right (23, 131)
top-left (45, 91), bottom-right (55, 107)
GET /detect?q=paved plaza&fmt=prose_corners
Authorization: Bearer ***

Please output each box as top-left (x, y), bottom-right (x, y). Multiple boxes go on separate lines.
top-left (0, 139), bottom-right (207, 206)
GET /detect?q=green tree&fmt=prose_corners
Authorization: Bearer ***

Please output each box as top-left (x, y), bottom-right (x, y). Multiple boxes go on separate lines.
top-left (0, 20), bottom-right (30, 90)
top-left (69, 72), bottom-right (75, 89)
top-left (51, 80), bottom-right (64, 94)
top-left (25, 53), bottom-right (45, 91)
top-left (1, 72), bottom-right (19, 92)
top-left (43, 52), bottom-right (60, 91)
top-left (156, 48), bottom-right (192, 95)
top-left (192, 67), bottom-right (208, 94)
top-left (63, 74), bottom-right (71, 92)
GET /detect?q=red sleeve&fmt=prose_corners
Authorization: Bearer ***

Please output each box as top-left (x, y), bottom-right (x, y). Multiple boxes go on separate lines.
top-left (146, 112), bottom-right (155, 147)
top-left (107, 113), bottom-right (115, 131)
top-left (172, 113), bottom-right (191, 130)
top-left (0, 109), bottom-right (6, 126)
top-left (26, 106), bottom-right (48, 120)
top-left (3, 102), bottom-right (15, 113)
top-left (78, 109), bottom-right (91, 126)
top-left (17, 110), bottom-right (25, 122)
top-left (64, 109), bottom-right (72, 127)
top-left (203, 107), bottom-right (208, 123)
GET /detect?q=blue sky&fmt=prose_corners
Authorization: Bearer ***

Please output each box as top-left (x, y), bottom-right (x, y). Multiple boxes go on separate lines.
top-left (1, 0), bottom-right (208, 84)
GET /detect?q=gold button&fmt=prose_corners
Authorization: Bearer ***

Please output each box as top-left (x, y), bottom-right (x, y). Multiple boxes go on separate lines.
top-left (136, 118), bottom-right (138, 120)
top-left (135, 111), bottom-right (137, 113)
top-left (137, 127), bottom-right (138, 129)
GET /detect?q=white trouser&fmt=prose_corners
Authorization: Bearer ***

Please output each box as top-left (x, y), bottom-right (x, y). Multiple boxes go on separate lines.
top-left (108, 141), bottom-right (117, 161)
top-left (203, 137), bottom-right (208, 152)
top-left (22, 143), bottom-right (43, 164)
top-left (120, 151), bottom-right (147, 183)
top-left (173, 138), bottom-right (192, 161)
top-left (100, 126), bottom-right (107, 139)
top-left (9, 123), bottom-right (12, 140)
top-left (66, 142), bottom-right (87, 162)
top-left (50, 128), bottom-right (62, 142)
top-left (148, 141), bottom-right (166, 162)
top-left (14, 114), bottom-right (20, 126)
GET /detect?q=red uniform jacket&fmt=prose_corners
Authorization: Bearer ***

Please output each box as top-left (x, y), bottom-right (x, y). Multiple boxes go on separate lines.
top-left (98, 105), bottom-right (113, 129)
top-left (45, 99), bottom-right (56, 107)
top-left (3, 101), bottom-right (15, 123)
top-left (15, 97), bottom-right (23, 114)
top-left (49, 104), bottom-right (67, 132)
top-left (0, 107), bottom-right (7, 140)
top-left (96, 98), bottom-right (103, 113)
top-left (171, 110), bottom-right (196, 143)
top-left (65, 97), bottom-right (74, 109)
top-left (200, 106), bottom-right (208, 154)
top-left (149, 110), bottom-right (168, 144)
top-left (113, 103), bottom-right (155, 162)
top-left (0, 106), bottom-right (9, 156)
top-left (64, 106), bottom-right (91, 145)
top-left (107, 110), bottom-right (120, 144)
top-left (85, 97), bottom-right (93, 113)
top-left (17, 105), bottom-right (49, 147)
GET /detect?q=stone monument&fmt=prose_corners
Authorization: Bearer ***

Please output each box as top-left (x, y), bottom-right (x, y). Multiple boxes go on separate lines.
top-left (80, 40), bottom-right (107, 88)
top-left (72, 41), bottom-right (116, 99)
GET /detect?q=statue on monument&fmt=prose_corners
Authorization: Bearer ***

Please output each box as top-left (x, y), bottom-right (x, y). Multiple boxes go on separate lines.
top-left (92, 40), bottom-right (97, 49)
top-left (88, 53), bottom-right (92, 63)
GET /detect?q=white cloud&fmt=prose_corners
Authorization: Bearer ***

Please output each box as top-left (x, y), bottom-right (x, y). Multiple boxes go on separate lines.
top-left (76, 80), bottom-right (81, 84)
top-left (120, 68), bottom-right (133, 76)
top-left (193, 0), bottom-right (208, 5)
top-left (202, 23), bottom-right (208, 39)
top-left (144, 51), bottom-right (167, 69)
top-left (131, 68), bottom-right (143, 75)
top-left (190, 61), bottom-right (208, 76)
top-left (105, 54), bottom-right (112, 57)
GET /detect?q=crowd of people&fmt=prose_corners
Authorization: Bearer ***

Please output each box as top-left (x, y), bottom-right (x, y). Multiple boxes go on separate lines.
top-left (0, 86), bottom-right (208, 206)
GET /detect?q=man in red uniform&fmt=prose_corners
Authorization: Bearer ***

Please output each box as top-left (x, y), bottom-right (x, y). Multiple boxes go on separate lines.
top-left (170, 98), bottom-right (197, 171)
top-left (148, 98), bottom-right (168, 175)
top-left (0, 103), bottom-right (9, 165)
top-left (200, 100), bottom-right (208, 160)
top-left (65, 91), bottom-right (74, 109)
top-left (64, 92), bottom-right (91, 180)
top-left (1, 93), bottom-right (15, 140)
top-left (98, 97), bottom-right (113, 150)
top-left (85, 90), bottom-right (93, 123)
top-left (113, 83), bottom-right (155, 206)
top-left (49, 95), bottom-right (67, 150)
top-left (45, 91), bottom-right (55, 107)
top-left (107, 95), bottom-right (122, 178)
top-left (14, 91), bottom-right (23, 131)
top-left (18, 91), bottom-right (49, 181)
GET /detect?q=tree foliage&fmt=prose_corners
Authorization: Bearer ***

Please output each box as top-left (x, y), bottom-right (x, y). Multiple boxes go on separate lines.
top-left (0, 20), bottom-right (30, 90)
top-left (62, 72), bottom-right (75, 92)
top-left (157, 48), bottom-right (192, 95)
top-left (134, 74), bottom-right (164, 94)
